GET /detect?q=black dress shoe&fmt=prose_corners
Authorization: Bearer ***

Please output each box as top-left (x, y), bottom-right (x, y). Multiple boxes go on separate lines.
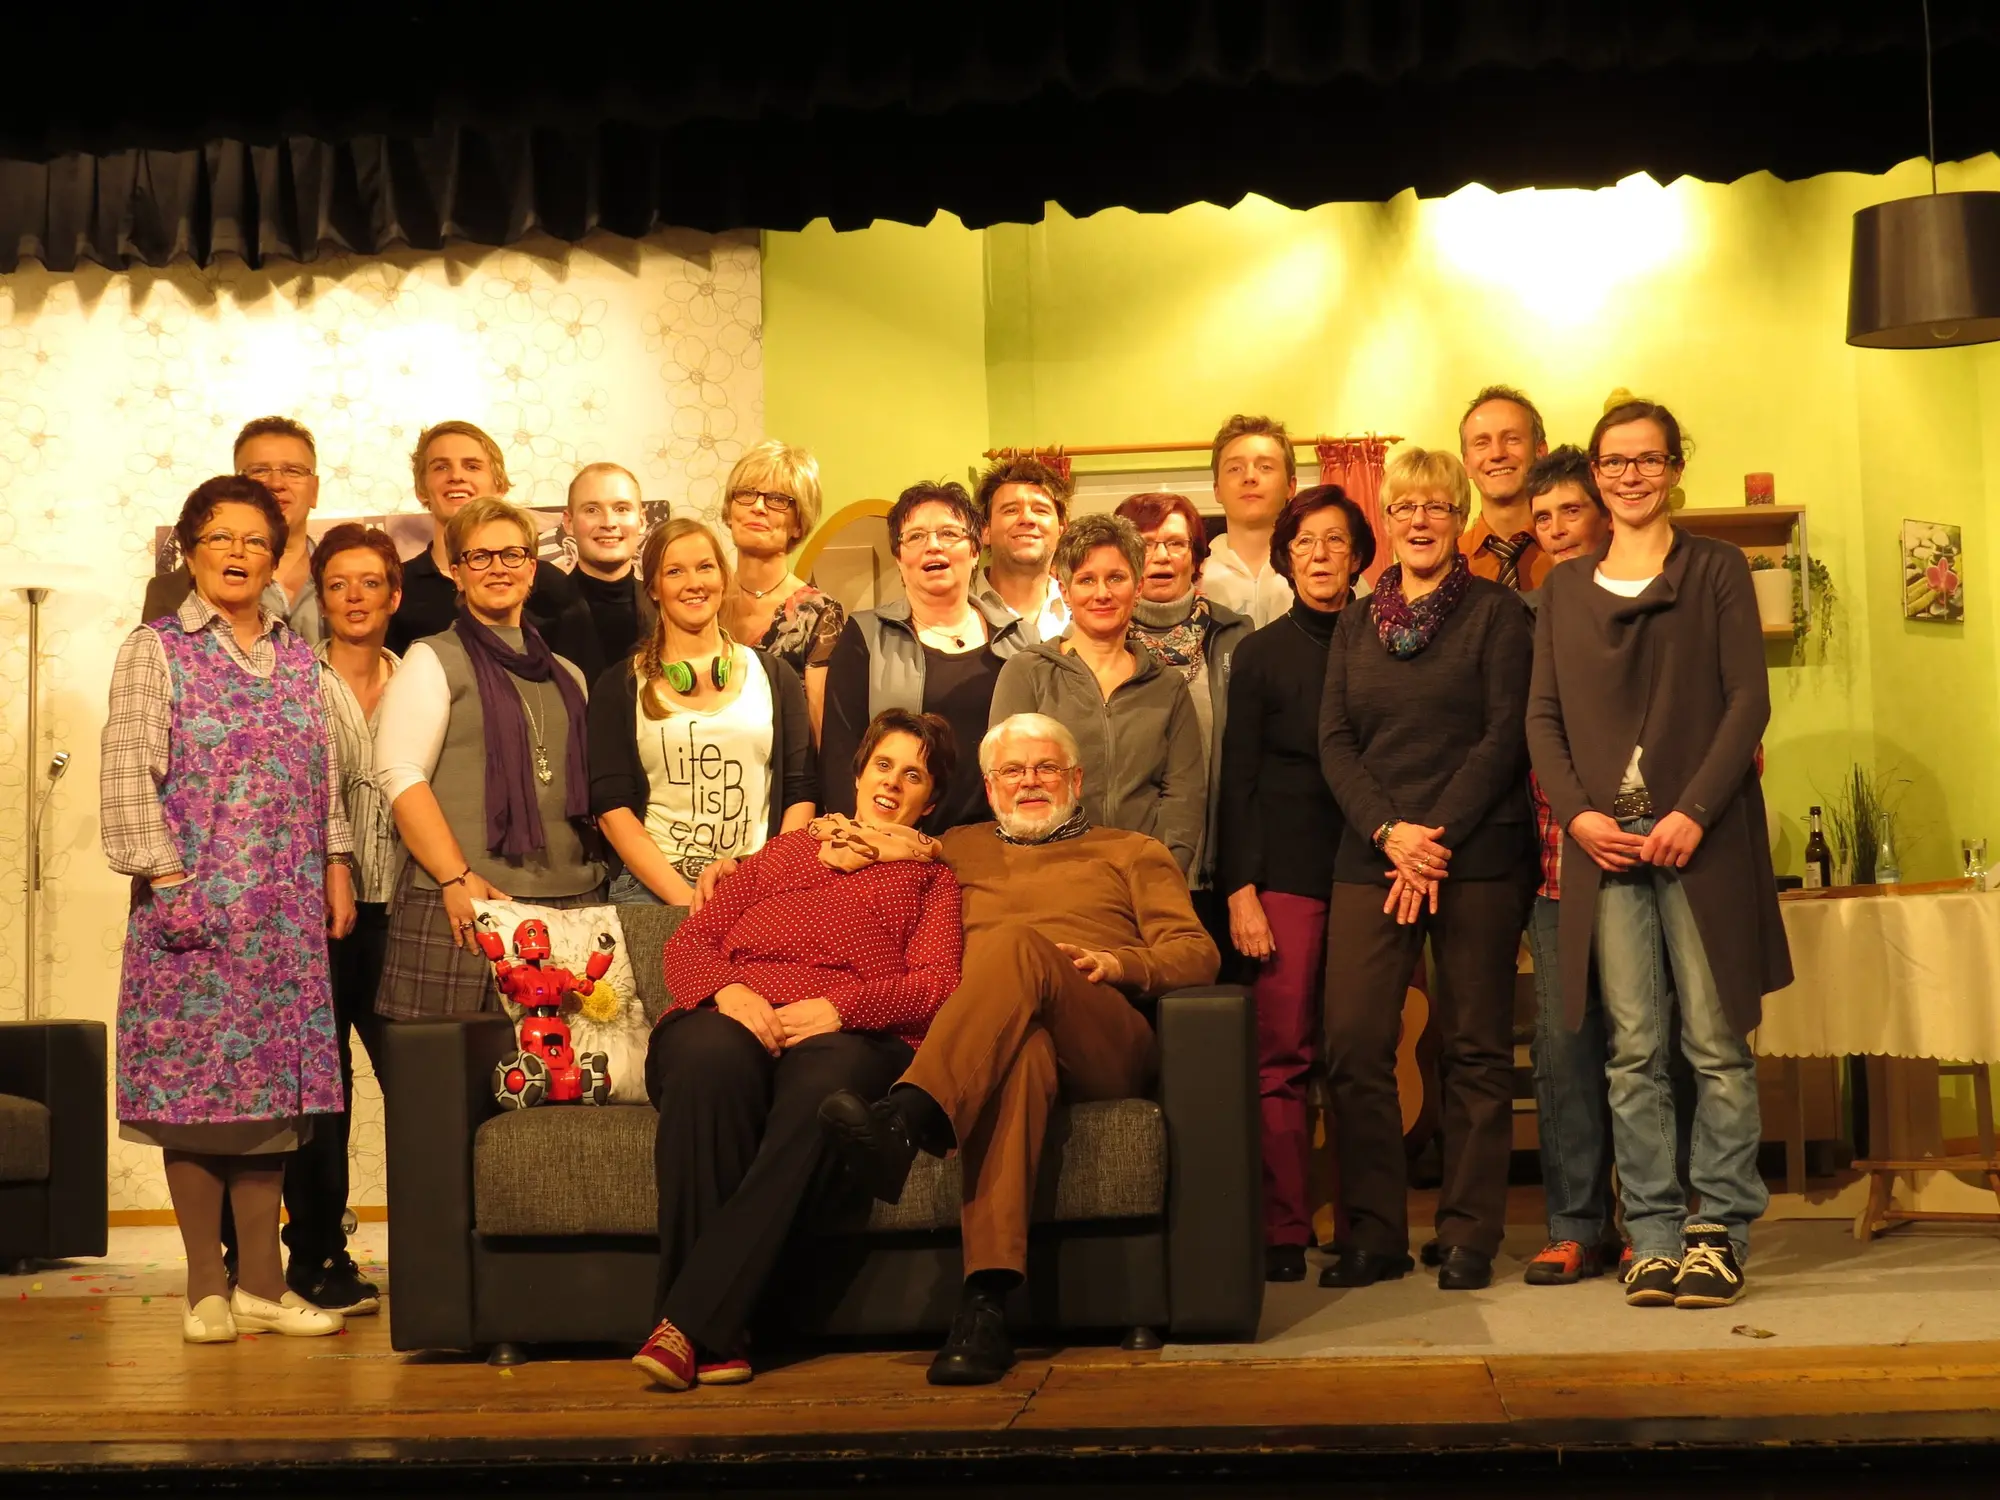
top-left (1265, 1245), bottom-right (1308, 1282)
top-left (1419, 1238), bottom-right (1441, 1268)
top-left (1317, 1246), bottom-right (1415, 1288)
top-left (818, 1089), bottom-right (918, 1204)
top-left (1436, 1246), bottom-right (1493, 1290)
top-left (927, 1291), bottom-right (1014, 1386)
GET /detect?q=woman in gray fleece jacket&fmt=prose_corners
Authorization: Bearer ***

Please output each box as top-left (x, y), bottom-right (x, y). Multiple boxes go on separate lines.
top-left (988, 513), bottom-right (1206, 875)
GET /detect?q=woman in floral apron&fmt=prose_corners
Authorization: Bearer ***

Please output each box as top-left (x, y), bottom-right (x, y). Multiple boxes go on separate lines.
top-left (102, 475), bottom-right (353, 1344)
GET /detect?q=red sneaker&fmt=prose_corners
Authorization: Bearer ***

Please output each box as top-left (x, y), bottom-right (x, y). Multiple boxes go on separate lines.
top-left (1523, 1239), bottom-right (1608, 1286)
top-left (632, 1317), bottom-right (695, 1390)
top-left (697, 1355), bottom-right (753, 1386)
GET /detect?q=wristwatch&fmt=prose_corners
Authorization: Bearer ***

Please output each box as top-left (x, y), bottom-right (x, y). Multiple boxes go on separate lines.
top-left (1370, 820), bottom-right (1397, 852)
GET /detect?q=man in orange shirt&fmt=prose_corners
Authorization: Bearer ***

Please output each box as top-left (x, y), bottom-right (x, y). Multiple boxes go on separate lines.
top-left (1457, 385), bottom-right (1552, 592)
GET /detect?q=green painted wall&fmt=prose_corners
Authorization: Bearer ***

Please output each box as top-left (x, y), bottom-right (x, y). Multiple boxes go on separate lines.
top-left (761, 213), bottom-right (989, 509)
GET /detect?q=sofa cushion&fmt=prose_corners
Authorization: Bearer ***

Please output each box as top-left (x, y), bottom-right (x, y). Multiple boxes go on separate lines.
top-left (0, 1093), bottom-right (52, 1184)
top-left (472, 1098), bottom-right (1166, 1238)
top-left (615, 903), bottom-right (686, 1026)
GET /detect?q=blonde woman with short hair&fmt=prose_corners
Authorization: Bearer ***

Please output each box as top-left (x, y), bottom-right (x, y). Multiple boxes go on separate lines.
top-left (1315, 444), bottom-right (1536, 1296)
top-left (718, 440), bottom-right (846, 738)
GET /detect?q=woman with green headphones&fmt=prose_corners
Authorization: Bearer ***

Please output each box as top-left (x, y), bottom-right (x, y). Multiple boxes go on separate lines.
top-left (589, 518), bottom-right (818, 906)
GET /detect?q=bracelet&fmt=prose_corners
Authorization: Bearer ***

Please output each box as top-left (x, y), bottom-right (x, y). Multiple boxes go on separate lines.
top-left (327, 853), bottom-right (355, 871)
top-left (439, 868), bottom-right (472, 889)
top-left (1370, 820), bottom-right (1397, 852)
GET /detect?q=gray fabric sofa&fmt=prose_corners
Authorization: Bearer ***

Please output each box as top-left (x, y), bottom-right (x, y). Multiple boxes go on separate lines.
top-left (0, 1020), bottom-right (109, 1271)
top-left (383, 903), bottom-right (1262, 1360)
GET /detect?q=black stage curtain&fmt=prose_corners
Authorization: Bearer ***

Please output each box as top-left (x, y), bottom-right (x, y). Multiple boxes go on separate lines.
top-left (3, 2), bottom-right (1998, 271)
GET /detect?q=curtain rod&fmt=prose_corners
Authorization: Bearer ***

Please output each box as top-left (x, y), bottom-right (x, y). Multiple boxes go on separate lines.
top-left (980, 435), bottom-right (1403, 461)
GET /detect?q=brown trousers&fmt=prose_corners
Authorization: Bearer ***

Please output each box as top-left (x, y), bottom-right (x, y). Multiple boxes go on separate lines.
top-left (1323, 876), bottom-right (1531, 1259)
top-left (901, 923), bottom-right (1158, 1275)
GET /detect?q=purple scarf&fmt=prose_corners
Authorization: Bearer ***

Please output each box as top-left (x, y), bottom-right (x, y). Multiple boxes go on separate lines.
top-left (1371, 550), bottom-right (1472, 659)
top-left (453, 607), bottom-right (590, 859)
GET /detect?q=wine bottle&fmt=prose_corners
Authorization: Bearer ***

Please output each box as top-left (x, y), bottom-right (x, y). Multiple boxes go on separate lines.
top-left (1804, 806), bottom-right (1832, 890)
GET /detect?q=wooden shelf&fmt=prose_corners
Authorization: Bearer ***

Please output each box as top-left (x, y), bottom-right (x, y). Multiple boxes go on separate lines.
top-left (1677, 504), bottom-right (1812, 644)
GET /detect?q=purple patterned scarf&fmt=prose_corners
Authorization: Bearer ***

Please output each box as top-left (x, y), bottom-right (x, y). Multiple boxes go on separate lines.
top-left (453, 607), bottom-right (591, 859)
top-left (1371, 550), bottom-right (1472, 659)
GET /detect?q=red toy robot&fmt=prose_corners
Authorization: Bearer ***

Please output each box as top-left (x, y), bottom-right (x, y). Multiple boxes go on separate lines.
top-left (476, 913), bottom-right (617, 1109)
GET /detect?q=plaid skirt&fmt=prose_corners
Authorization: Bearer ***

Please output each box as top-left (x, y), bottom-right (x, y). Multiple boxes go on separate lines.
top-left (373, 865), bottom-right (606, 1021)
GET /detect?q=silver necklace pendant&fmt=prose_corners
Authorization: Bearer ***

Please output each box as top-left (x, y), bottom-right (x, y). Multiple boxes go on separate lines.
top-left (533, 743), bottom-right (553, 785)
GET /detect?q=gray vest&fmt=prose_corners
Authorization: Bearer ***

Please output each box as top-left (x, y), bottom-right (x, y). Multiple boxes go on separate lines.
top-left (420, 628), bottom-right (605, 897)
top-left (853, 595), bottom-right (1026, 718)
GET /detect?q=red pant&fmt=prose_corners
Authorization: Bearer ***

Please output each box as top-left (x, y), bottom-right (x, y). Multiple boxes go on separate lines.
top-left (1251, 891), bottom-right (1327, 1248)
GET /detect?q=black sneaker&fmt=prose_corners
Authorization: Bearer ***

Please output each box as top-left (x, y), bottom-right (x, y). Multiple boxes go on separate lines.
top-left (287, 1252), bottom-right (381, 1316)
top-left (1672, 1224), bottom-right (1745, 1309)
top-left (1622, 1253), bottom-right (1680, 1307)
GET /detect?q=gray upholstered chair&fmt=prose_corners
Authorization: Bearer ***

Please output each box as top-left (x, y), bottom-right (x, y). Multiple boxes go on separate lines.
top-left (384, 903), bottom-right (1262, 1362)
top-left (0, 1020), bottom-right (109, 1272)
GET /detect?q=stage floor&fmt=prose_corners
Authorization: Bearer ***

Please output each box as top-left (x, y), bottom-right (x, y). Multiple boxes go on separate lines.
top-left (7, 1219), bottom-right (2000, 1488)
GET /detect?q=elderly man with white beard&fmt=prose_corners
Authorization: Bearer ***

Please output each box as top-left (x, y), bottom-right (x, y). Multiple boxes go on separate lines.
top-left (819, 712), bottom-right (1220, 1386)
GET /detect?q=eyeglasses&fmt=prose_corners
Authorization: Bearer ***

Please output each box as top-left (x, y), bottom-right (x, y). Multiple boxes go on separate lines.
top-left (1144, 537), bottom-right (1192, 558)
top-left (899, 526), bottom-right (973, 551)
top-left (1384, 500), bottom-right (1460, 522)
top-left (730, 489), bottom-right (797, 513)
top-left (240, 463), bottom-right (316, 483)
top-left (194, 529), bottom-right (274, 556)
top-left (456, 546), bottom-right (534, 572)
top-left (1592, 452), bottom-right (1675, 478)
top-left (988, 761), bottom-right (1072, 786)
top-left (1289, 531), bottom-right (1352, 556)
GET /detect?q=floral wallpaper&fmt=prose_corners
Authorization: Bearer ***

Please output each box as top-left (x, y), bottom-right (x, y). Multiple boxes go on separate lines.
top-left (0, 232), bottom-right (763, 1210)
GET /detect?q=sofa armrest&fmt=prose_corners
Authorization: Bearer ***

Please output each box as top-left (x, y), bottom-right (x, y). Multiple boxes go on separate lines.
top-left (382, 1016), bottom-right (512, 1352)
top-left (0, 1021), bottom-right (108, 1257)
top-left (1155, 985), bottom-right (1262, 1340)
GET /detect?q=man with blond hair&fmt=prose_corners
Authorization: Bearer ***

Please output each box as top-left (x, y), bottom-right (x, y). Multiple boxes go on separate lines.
top-left (385, 419), bottom-right (602, 681)
top-left (820, 712), bottom-right (1219, 1387)
top-left (1200, 414), bottom-right (1299, 627)
top-left (562, 460), bottom-right (656, 667)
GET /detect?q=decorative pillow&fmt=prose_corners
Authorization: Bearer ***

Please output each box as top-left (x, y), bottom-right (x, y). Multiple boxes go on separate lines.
top-left (469, 901), bottom-right (650, 1104)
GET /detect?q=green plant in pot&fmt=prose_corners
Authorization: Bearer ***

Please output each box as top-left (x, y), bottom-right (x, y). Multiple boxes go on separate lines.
top-left (1821, 764), bottom-right (1908, 884)
top-left (1748, 553), bottom-right (1837, 666)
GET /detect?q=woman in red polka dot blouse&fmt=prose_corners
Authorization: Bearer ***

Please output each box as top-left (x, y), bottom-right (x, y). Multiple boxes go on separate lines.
top-left (632, 709), bottom-right (965, 1392)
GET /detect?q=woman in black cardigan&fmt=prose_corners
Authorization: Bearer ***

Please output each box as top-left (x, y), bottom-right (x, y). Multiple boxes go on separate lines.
top-left (589, 519), bottom-right (816, 906)
top-left (1318, 447), bottom-right (1534, 1294)
top-left (1527, 400), bottom-right (1789, 1312)
top-left (1218, 484), bottom-right (1375, 1285)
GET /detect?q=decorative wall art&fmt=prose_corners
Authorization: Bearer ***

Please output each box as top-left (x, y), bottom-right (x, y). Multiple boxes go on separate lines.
top-left (1902, 520), bottom-right (1964, 623)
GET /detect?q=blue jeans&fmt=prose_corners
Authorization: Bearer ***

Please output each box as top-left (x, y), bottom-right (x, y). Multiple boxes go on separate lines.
top-left (1594, 815), bottom-right (1766, 1261)
top-left (1527, 895), bottom-right (1614, 1246)
top-left (608, 870), bottom-right (669, 906)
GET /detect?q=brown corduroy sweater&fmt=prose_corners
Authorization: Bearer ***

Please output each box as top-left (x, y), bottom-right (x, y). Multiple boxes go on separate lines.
top-left (939, 824), bottom-right (1221, 999)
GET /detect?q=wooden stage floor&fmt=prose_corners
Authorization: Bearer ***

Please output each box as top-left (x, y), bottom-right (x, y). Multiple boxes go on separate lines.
top-left (6, 1294), bottom-right (2000, 1490)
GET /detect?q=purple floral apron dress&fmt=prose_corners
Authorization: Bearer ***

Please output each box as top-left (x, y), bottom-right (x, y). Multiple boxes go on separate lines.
top-left (115, 623), bottom-right (343, 1130)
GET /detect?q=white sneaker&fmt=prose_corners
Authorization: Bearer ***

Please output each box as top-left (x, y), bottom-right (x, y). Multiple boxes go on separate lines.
top-left (230, 1286), bottom-right (344, 1337)
top-left (182, 1293), bottom-right (238, 1344)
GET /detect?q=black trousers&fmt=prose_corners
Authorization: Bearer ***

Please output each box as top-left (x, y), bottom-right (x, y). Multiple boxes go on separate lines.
top-left (283, 902), bottom-right (390, 1267)
top-left (1323, 876), bottom-right (1532, 1260)
top-left (647, 1007), bottom-right (911, 1355)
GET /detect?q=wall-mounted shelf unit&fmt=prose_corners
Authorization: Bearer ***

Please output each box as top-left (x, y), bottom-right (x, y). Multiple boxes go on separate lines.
top-left (1675, 504), bottom-right (1809, 642)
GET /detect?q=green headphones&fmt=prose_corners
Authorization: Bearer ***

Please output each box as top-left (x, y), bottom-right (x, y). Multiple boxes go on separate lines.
top-left (660, 634), bottom-right (733, 695)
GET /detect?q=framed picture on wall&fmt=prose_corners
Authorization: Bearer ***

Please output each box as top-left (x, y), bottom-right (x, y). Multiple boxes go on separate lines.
top-left (1901, 519), bottom-right (1964, 623)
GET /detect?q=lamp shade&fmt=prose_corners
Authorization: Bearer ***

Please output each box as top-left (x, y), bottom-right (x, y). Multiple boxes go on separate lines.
top-left (1848, 191), bottom-right (2000, 348)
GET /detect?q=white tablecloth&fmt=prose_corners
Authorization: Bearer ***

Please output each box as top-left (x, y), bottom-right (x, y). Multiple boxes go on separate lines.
top-left (1753, 889), bottom-right (2000, 1062)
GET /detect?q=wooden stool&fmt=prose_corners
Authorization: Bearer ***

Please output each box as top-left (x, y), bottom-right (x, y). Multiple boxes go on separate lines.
top-left (1851, 1155), bottom-right (2000, 1241)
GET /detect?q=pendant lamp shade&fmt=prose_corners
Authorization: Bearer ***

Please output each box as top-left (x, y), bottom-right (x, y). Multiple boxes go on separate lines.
top-left (1848, 191), bottom-right (2000, 348)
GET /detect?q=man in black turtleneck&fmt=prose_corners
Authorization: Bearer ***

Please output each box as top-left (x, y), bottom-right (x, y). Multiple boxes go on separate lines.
top-left (1215, 485), bottom-right (1375, 1286)
top-left (561, 462), bottom-right (657, 676)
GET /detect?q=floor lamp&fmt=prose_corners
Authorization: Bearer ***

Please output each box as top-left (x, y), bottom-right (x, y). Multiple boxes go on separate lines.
top-left (19, 586), bottom-right (67, 1022)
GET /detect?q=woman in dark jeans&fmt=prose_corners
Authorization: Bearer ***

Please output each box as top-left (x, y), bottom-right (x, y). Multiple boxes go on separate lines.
top-left (1217, 485), bottom-right (1375, 1284)
top-left (1318, 447), bottom-right (1534, 1294)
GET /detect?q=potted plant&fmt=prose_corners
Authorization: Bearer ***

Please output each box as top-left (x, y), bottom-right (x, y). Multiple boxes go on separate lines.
top-left (1747, 555), bottom-right (1792, 632)
top-left (1784, 554), bottom-right (1838, 666)
top-left (1822, 764), bottom-right (1908, 885)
